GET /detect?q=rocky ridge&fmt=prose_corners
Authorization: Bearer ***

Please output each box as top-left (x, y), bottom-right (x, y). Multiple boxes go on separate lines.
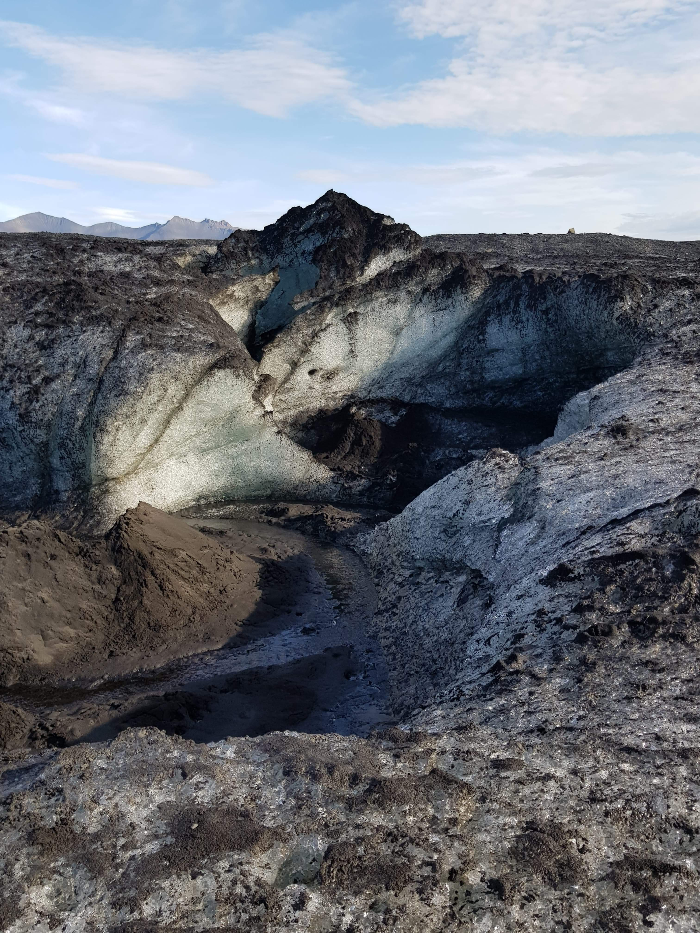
top-left (0, 213), bottom-right (236, 240)
top-left (1, 193), bottom-right (700, 931)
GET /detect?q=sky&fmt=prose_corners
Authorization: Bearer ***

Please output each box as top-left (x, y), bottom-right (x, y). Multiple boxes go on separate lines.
top-left (2, 0), bottom-right (700, 236)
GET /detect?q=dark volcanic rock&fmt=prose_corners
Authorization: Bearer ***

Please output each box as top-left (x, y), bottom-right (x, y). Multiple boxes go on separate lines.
top-left (0, 725), bottom-right (697, 931)
top-left (209, 189), bottom-right (420, 346)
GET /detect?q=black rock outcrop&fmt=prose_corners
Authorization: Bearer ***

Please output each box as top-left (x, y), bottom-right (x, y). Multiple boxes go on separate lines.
top-left (210, 189), bottom-right (420, 345)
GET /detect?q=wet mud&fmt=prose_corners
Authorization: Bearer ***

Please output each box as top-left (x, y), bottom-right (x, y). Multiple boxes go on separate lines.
top-left (0, 506), bottom-right (393, 752)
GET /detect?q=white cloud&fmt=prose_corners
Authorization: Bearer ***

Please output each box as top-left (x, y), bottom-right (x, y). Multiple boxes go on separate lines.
top-left (0, 73), bottom-right (87, 125)
top-left (298, 163), bottom-right (497, 188)
top-left (351, 63), bottom-right (700, 136)
top-left (6, 7), bottom-right (698, 136)
top-left (349, 0), bottom-right (700, 134)
top-left (292, 147), bottom-right (700, 237)
top-left (47, 154), bottom-right (213, 186)
top-left (0, 21), bottom-right (350, 118)
top-left (92, 207), bottom-right (155, 223)
top-left (402, 163), bottom-right (496, 185)
top-left (9, 174), bottom-right (78, 189)
top-left (391, 150), bottom-right (635, 207)
top-left (530, 163), bottom-right (618, 178)
top-left (29, 98), bottom-right (85, 125)
top-left (399, 0), bottom-right (692, 43)
top-left (618, 211), bottom-right (700, 238)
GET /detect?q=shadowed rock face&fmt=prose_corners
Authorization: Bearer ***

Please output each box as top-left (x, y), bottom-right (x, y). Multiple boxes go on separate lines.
top-left (209, 189), bottom-right (421, 346)
top-left (2, 190), bottom-right (700, 527)
top-left (363, 325), bottom-right (700, 715)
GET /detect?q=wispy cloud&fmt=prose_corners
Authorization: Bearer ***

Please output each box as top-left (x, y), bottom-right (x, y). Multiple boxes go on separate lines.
top-left (402, 163), bottom-right (496, 185)
top-left (349, 0), bottom-right (700, 134)
top-left (47, 154), bottom-right (214, 186)
top-left (398, 0), bottom-right (693, 43)
top-left (92, 207), bottom-right (159, 223)
top-left (0, 72), bottom-right (87, 125)
top-left (0, 21), bottom-right (350, 118)
top-left (530, 163), bottom-right (618, 178)
top-left (618, 211), bottom-right (700, 238)
top-left (9, 174), bottom-right (78, 189)
top-left (29, 98), bottom-right (85, 124)
top-left (298, 161), bottom-right (509, 188)
top-left (9, 6), bottom-right (699, 135)
top-left (294, 146), bottom-right (700, 236)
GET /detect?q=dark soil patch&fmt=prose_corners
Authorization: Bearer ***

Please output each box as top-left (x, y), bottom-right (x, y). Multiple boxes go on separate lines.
top-left (80, 646), bottom-right (358, 743)
top-left (291, 402), bottom-right (559, 506)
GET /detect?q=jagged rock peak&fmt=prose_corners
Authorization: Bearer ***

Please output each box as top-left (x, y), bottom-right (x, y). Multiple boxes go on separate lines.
top-left (265, 188), bottom-right (408, 241)
top-left (209, 190), bottom-right (422, 345)
top-left (211, 189), bottom-right (421, 283)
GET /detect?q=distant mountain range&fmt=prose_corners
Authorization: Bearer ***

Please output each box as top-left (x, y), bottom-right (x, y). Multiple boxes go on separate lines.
top-left (0, 212), bottom-right (237, 240)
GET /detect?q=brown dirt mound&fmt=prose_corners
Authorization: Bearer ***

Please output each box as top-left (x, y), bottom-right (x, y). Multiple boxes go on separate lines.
top-left (0, 503), bottom-right (260, 685)
top-left (0, 701), bottom-right (35, 750)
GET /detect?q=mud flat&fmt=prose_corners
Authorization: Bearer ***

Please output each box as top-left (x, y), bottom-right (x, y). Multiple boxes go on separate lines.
top-left (0, 503), bottom-right (392, 754)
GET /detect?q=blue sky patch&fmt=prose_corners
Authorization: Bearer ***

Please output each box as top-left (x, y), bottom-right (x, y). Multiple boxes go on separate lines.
top-left (2, 0), bottom-right (700, 236)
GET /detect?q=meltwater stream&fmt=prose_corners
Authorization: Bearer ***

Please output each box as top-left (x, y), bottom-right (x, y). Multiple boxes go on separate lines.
top-left (4, 509), bottom-right (394, 746)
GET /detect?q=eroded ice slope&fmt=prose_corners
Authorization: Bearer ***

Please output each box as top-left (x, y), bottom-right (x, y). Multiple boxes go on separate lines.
top-left (1, 191), bottom-right (699, 529)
